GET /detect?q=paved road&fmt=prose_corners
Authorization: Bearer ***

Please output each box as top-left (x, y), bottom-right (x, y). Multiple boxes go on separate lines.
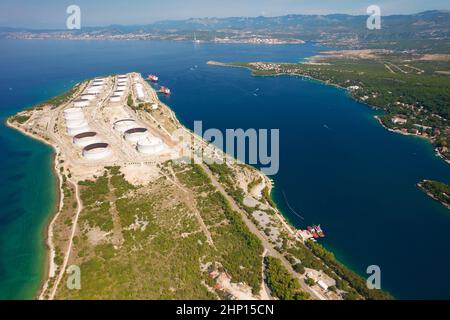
top-left (201, 164), bottom-right (325, 300)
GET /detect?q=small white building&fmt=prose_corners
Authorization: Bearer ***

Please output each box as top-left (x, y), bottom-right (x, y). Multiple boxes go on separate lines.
top-left (391, 116), bottom-right (408, 125)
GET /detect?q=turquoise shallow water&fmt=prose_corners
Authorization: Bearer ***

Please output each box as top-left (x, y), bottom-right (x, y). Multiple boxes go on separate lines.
top-left (0, 39), bottom-right (449, 299)
top-left (0, 119), bottom-right (56, 299)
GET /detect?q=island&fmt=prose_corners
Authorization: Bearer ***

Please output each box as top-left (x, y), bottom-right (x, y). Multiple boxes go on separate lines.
top-left (418, 180), bottom-right (450, 210)
top-left (7, 72), bottom-right (392, 300)
top-left (208, 50), bottom-right (450, 162)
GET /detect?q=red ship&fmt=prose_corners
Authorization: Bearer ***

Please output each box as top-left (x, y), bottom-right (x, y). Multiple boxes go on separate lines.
top-left (306, 225), bottom-right (325, 238)
top-left (146, 74), bottom-right (159, 82)
top-left (307, 226), bottom-right (319, 239)
top-left (159, 86), bottom-right (171, 95)
top-left (313, 224), bottom-right (325, 238)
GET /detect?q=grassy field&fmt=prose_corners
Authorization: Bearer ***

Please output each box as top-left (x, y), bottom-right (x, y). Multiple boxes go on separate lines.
top-left (56, 163), bottom-right (263, 299)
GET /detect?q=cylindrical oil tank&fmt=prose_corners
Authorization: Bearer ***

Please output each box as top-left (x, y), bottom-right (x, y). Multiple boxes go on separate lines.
top-left (82, 143), bottom-right (111, 160)
top-left (137, 136), bottom-right (165, 154)
top-left (73, 132), bottom-right (101, 147)
top-left (124, 127), bottom-right (148, 143)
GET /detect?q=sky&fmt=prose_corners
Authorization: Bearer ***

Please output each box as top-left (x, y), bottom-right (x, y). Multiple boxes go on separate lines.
top-left (0, 0), bottom-right (448, 29)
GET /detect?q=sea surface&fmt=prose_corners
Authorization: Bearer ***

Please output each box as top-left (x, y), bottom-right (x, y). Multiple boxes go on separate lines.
top-left (0, 39), bottom-right (449, 299)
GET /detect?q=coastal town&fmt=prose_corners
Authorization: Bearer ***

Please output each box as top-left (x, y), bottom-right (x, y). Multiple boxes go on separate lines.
top-left (2, 30), bottom-right (305, 45)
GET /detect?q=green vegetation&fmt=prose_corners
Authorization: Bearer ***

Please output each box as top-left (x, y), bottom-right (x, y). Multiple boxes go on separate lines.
top-left (175, 163), bottom-right (263, 293)
top-left (36, 83), bottom-right (81, 110)
top-left (127, 94), bottom-right (134, 108)
top-left (264, 256), bottom-right (310, 300)
top-left (108, 166), bottom-right (136, 198)
top-left (306, 241), bottom-right (393, 300)
top-left (305, 277), bottom-right (315, 286)
top-left (293, 263), bottom-right (305, 275)
top-left (207, 163), bottom-right (246, 207)
top-left (205, 158), bottom-right (391, 299)
top-left (59, 168), bottom-right (217, 299)
top-left (78, 172), bottom-right (113, 232)
top-left (233, 55), bottom-right (450, 160)
top-left (418, 180), bottom-right (450, 209)
top-left (247, 176), bottom-right (262, 193)
top-left (57, 163), bottom-right (265, 299)
top-left (9, 114), bottom-right (30, 124)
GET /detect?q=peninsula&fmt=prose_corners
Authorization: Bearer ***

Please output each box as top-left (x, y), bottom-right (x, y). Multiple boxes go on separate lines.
top-left (208, 49), bottom-right (450, 163)
top-left (7, 72), bottom-right (391, 300)
top-left (418, 180), bottom-right (450, 210)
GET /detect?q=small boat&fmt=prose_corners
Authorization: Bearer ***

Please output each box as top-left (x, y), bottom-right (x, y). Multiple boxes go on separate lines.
top-left (146, 74), bottom-right (159, 82)
top-left (159, 86), bottom-right (171, 95)
top-left (313, 224), bottom-right (325, 238)
top-left (193, 32), bottom-right (201, 44)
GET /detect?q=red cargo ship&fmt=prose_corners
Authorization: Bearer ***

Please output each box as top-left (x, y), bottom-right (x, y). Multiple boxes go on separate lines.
top-left (159, 86), bottom-right (171, 95)
top-left (146, 74), bottom-right (159, 82)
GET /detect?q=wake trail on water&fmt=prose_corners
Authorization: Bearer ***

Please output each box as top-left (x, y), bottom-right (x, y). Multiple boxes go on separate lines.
top-left (282, 190), bottom-right (305, 220)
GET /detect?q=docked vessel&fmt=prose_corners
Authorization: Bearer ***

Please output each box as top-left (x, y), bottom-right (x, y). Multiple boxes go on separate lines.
top-left (306, 225), bottom-right (325, 239)
top-left (146, 74), bottom-right (159, 82)
top-left (159, 86), bottom-right (171, 95)
top-left (313, 224), bottom-right (325, 238)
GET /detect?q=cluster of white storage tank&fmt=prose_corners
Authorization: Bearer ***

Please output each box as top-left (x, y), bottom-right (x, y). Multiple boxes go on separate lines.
top-left (85, 78), bottom-right (105, 95)
top-left (64, 108), bottom-right (90, 136)
top-left (133, 76), bottom-right (147, 102)
top-left (114, 118), bottom-right (165, 154)
top-left (63, 103), bottom-right (111, 160)
top-left (110, 75), bottom-right (128, 103)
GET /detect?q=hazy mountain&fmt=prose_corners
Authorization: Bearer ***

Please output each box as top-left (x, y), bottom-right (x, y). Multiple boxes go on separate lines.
top-left (1, 10), bottom-right (449, 51)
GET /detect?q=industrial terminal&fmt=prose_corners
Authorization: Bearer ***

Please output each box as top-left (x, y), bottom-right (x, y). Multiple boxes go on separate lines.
top-left (48, 72), bottom-right (172, 166)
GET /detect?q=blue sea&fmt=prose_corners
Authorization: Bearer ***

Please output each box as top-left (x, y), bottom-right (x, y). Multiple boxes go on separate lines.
top-left (0, 39), bottom-right (449, 299)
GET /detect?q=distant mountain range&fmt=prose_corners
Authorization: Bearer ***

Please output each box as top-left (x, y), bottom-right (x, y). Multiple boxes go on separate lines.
top-left (1, 10), bottom-right (449, 51)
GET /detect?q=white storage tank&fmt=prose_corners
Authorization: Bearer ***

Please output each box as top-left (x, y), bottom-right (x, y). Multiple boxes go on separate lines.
top-left (73, 99), bottom-right (90, 108)
top-left (113, 119), bottom-right (137, 133)
top-left (67, 124), bottom-right (91, 136)
top-left (81, 94), bottom-right (96, 101)
top-left (113, 90), bottom-right (125, 97)
top-left (137, 136), bottom-right (165, 154)
top-left (73, 132), bottom-right (100, 147)
top-left (82, 143), bottom-right (111, 160)
top-left (66, 118), bottom-right (87, 128)
top-left (124, 127), bottom-right (148, 143)
top-left (86, 88), bottom-right (101, 94)
top-left (64, 108), bottom-right (84, 121)
top-left (110, 95), bottom-right (122, 103)
top-left (66, 119), bottom-right (90, 136)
